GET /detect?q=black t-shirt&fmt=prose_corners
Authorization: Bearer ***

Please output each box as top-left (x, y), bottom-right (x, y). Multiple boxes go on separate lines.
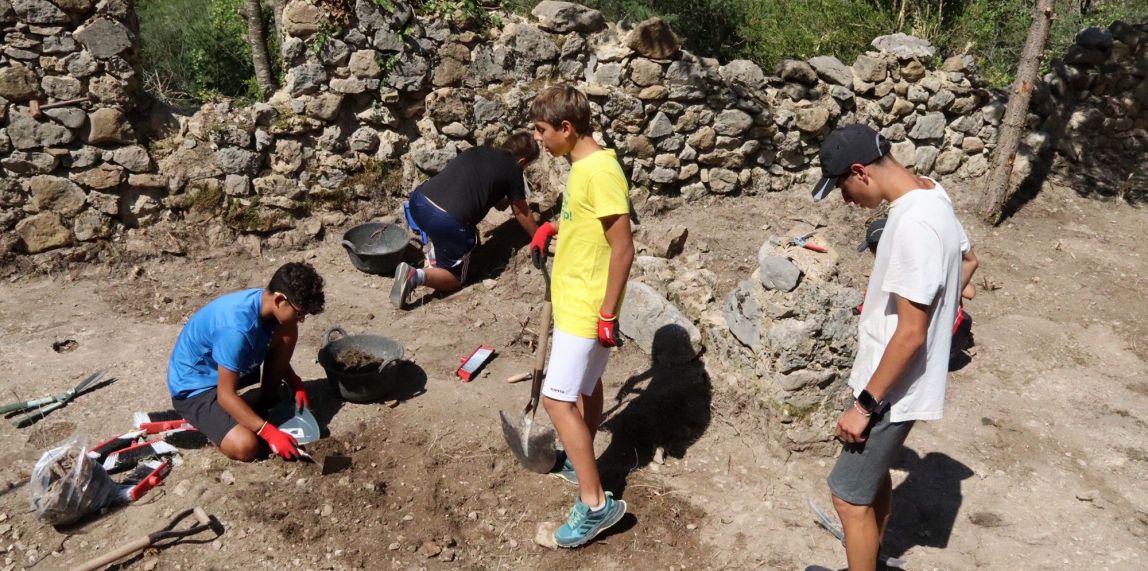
top-left (417, 147), bottom-right (526, 228)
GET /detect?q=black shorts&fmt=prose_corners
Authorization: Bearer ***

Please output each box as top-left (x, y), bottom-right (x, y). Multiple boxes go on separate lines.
top-left (172, 388), bottom-right (238, 447)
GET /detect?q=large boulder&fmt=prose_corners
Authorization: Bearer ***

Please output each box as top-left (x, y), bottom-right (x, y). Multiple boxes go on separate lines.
top-left (531, 1), bottom-right (605, 33)
top-left (808, 56), bottom-right (852, 86)
top-left (16, 212), bottom-right (73, 253)
top-left (0, 63), bottom-right (40, 101)
top-left (85, 108), bottom-right (136, 144)
top-left (282, 0), bottom-right (323, 36)
top-left (75, 18), bottom-right (134, 58)
top-left (626, 17), bottom-right (680, 60)
top-left (11, 0), bottom-right (66, 24)
top-left (619, 281), bottom-right (704, 365)
top-left (871, 33), bottom-right (935, 61)
top-left (27, 175), bottom-right (85, 216)
top-left (7, 113), bottom-right (74, 150)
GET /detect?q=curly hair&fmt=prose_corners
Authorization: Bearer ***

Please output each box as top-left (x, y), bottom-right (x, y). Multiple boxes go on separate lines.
top-left (267, 262), bottom-right (325, 315)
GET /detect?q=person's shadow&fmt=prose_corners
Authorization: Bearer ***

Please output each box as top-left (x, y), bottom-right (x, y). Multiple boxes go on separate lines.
top-left (597, 324), bottom-right (712, 498)
top-left (883, 448), bottom-right (975, 558)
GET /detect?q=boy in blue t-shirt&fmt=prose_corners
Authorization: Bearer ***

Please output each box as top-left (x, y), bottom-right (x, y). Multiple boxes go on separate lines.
top-left (168, 262), bottom-right (325, 461)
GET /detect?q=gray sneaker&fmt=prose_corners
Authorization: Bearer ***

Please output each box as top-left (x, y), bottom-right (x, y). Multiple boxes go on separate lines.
top-left (389, 262), bottom-right (414, 308)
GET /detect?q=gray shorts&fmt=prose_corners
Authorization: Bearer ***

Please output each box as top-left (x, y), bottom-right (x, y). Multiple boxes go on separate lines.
top-left (172, 388), bottom-right (238, 447)
top-left (827, 411), bottom-right (915, 505)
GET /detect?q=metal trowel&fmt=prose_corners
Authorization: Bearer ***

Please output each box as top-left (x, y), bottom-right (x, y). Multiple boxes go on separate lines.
top-left (499, 239), bottom-right (557, 473)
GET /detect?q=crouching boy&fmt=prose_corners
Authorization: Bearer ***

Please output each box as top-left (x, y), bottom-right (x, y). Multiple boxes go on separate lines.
top-left (167, 262), bottom-right (325, 462)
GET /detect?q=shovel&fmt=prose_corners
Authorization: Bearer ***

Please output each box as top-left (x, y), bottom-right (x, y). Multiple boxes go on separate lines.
top-left (499, 239), bottom-right (557, 473)
top-left (72, 507), bottom-right (223, 571)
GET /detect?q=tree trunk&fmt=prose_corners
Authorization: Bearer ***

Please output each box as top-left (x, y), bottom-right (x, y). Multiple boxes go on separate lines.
top-left (243, 0), bottom-right (277, 99)
top-left (271, 0), bottom-right (284, 31)
top-left (978, 0), bottom-right (1055, 224)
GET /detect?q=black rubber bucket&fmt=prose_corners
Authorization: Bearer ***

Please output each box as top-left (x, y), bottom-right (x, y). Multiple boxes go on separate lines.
top-left (317, 327), bottom-right (405, 403)
top-left (341, 222), bottom-right (409, 275)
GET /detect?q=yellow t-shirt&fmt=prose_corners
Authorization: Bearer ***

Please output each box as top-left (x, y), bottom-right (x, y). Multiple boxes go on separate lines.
top-left (551, 149), bottom-right (631, 338)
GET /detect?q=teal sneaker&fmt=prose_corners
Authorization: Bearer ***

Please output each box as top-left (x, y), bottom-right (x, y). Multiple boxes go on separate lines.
top-left (554, 492), bottom-right (627, 548)
top-left (550, 450), bottom-right (578, 485)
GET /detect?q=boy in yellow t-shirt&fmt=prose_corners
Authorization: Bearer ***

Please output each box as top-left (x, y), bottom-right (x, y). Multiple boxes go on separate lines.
top-left (528, 84), bottom-right (634, 548)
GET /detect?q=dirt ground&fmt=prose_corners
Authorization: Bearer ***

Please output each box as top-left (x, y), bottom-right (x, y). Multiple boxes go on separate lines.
top-left (1, 172), bottom-right (1146, 571)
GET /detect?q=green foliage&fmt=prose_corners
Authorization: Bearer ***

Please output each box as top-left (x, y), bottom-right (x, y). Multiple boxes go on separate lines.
top-left (138, 0), bottom-right (280, 104)
top-left (414, 0), bottom-right (498, 29)
top-left (504, 0), bottom-right (1147, 88)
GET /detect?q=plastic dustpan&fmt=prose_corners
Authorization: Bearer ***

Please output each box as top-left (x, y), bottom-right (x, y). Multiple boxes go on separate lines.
top-left (268, 401), bottom-right (321, 444)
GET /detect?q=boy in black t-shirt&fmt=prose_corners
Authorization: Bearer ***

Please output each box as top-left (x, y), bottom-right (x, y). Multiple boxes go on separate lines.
top-left (391, 133), bottom-right (541, 307)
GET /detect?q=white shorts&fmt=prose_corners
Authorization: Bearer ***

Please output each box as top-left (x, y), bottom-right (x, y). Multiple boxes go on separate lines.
top-left (541, 328), bottom-right (610, 402)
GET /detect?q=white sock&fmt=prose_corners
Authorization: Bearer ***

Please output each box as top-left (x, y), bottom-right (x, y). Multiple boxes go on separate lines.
top-left (590, 500), bottom-right (606, 512)
top-left (413, 268), bottom-right (426, 286)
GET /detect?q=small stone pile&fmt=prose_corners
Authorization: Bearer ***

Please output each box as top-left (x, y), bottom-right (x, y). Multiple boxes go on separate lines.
top-left (1032, 19), bottom-right (1148, 192)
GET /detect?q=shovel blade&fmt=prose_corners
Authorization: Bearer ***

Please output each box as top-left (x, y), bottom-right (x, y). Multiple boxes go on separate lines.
top-left (499, 410), bottom-right (557, 473)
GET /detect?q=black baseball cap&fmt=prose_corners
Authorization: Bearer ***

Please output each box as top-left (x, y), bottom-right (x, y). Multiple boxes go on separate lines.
top-left (857, 218), bottom-right (886, 252)
top-left (812, 124), bottom-right (888, 201)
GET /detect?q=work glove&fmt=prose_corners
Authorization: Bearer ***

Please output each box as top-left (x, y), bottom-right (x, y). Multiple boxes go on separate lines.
top-left (258, 422), bottom-right (299, 460)
top-left (530, 222), bottom-right (557, 267)
top-left (598, 312), bottom-right (619, 348)
top-left (287, 373), bottom-right (310, 412)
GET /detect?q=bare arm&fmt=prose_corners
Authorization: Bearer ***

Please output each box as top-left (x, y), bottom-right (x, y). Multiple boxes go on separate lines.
top-left (261, 321), bottom-right (299, 386)
top-left (599, 213), bottom-right (634, 316)
top-left (960, 246), bottom-right (978, 300)
top-left (837, 294), bottom-right (928, 443)
top-left (510, 199), bottom-right (538, 236)
top-left (216, 367), bottom-right (267, 433)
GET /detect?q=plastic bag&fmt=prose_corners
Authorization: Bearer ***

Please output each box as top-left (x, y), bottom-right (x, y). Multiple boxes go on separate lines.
top-left (29, 436), bottom-right (120, 526)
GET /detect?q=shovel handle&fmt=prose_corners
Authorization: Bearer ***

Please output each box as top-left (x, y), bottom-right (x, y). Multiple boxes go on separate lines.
top-left (72, 535), bottom-right (153, 571)
top-left (526, 301), bottom-right (552, 417)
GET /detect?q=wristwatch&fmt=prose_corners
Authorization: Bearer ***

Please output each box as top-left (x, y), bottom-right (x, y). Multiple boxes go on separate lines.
top-left (856, 389), bottom-right (889, 416)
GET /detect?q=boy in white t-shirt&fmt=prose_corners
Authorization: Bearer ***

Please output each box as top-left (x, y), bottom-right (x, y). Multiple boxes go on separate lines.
top-left (812, 124), bottom-right (968, 571)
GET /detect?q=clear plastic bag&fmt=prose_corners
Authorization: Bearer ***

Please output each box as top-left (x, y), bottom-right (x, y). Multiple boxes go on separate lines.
top-left (29, 436), bottom-right (120, 526)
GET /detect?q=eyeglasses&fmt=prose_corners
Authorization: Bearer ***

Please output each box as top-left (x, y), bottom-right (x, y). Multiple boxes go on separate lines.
top-left (276, 292), bottom-right (307, 321)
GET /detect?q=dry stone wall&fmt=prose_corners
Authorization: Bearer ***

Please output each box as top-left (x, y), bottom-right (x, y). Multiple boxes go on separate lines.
top-left (2, 3), bottom-right (1146, 260)
top-left (0, 0), bottom-right (149, 255)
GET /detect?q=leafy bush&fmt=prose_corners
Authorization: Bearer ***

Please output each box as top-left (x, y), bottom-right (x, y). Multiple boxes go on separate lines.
top-left (137, 0), bottom-right (272, 104)
top-left (506, 0), bottom-right (1146, 88)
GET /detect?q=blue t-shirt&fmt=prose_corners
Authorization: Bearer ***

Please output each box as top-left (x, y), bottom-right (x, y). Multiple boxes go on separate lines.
top-left (167, 289), bottom-right (277, 399)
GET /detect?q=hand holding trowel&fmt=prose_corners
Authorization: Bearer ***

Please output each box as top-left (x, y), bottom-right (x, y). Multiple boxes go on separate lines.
top-left (499, 234), bottom-right (558, 473)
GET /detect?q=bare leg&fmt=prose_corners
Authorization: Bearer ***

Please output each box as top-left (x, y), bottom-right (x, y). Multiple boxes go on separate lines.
top-left (544, 395), bottom-right (606, 507)
top-left (834, 492), bottom-right (881, 571)
top-left (577, 379), bottom-right (604, 443)
top-left (219, 425), bottom-right (260, 462)
top-left (422, 267), bottom-right (462, 293)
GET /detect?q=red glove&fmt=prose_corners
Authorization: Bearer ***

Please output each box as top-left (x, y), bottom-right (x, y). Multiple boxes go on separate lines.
top-left (530, 222), bottom-right (557, 266)
top-left (258, 422), bottom-right (299, 460)
top-left (287, 373), bottom-right (309, 412)
top-left (598, 312), bottom-right (618, 347)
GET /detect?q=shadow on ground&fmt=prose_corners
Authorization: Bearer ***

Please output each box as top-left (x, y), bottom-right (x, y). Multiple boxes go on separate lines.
top-left (598, 324), bottom-right (712, 498)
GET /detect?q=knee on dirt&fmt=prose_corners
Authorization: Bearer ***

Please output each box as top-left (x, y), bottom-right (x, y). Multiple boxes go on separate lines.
top-left (220, 427), bottom-right (261, 462)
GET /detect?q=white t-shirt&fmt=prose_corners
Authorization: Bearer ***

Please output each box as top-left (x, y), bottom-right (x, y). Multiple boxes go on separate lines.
top-left (849, 181), bottom-right (968, 422)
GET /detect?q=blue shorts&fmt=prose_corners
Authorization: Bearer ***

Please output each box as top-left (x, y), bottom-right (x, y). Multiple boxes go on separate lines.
top-left (409, 189), bottom-right (476, 280)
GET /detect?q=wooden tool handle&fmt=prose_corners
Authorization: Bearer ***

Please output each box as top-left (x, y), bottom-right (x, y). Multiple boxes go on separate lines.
top-left (506, 372), bottom-right (531, 383)
top-left (72, 536), bottom-right (152, 571)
